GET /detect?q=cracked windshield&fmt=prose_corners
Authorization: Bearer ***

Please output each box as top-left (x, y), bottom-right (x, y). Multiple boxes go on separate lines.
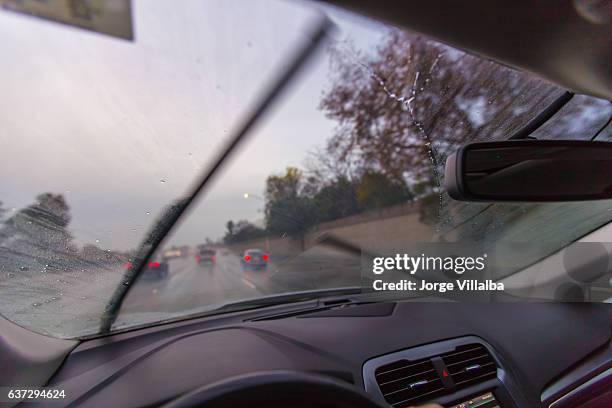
top-left (1, 0), bottom-right (611, 339)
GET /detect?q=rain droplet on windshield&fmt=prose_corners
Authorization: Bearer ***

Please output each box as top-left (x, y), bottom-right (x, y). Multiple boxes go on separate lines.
top-left (146, 211), bottom-right (151, 215)
top-left (160, 179), bottom-right (166, 183)
top-left (32, 302), bottom-right (42, 307)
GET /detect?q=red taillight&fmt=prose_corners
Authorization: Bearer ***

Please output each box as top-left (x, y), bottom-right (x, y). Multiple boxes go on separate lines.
top-left (123, 262), bottom-right (133, 270)
top-left (262, 254), bottom-right (269, 262)
top-left (211, 255), bottom-right (216, 262)
top-left (195, 255), bottom-right (201, 262)
top-left (243, 255), bottom-right (251, 262)
top-left (149, 261), bottom-right (161, 268)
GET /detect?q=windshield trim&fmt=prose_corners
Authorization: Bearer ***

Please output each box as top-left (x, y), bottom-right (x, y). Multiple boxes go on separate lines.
top-left (84, 286), bottom-right (366, 340)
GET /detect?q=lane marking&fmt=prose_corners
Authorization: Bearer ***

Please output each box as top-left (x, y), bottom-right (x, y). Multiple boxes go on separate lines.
top-left (241, 278), bottom-right (256, 289)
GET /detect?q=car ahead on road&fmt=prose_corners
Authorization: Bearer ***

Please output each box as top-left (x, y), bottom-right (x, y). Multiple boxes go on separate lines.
top-left (124, 258), bottom-right (169, 280)
top-left (163, 249), bottom-right (182, 259)
top-left (241, 249), bottom-right (269, 271)
top-left (195, 248), bottom-right (216, 265)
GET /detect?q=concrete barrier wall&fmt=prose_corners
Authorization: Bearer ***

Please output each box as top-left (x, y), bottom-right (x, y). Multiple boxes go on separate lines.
top-left (305, 210), bottom-right (435, 252)
top-left (227, 202), bottom-right (435, 256)
top-left (227, 236), bottom-right (303, 259)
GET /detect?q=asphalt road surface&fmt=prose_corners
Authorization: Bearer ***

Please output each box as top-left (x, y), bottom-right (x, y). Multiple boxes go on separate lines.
top-left (2, 246), bottom-right (362, 337)
top-left (122, 248), bottom-right (362, 314)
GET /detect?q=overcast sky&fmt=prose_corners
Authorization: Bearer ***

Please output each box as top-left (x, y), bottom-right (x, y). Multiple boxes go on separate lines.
top-left (0, 0), bottom-right (386, 250)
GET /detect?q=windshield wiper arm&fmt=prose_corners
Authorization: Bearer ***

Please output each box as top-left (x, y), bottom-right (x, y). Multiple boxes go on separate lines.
top-left (508, 91), bottom-right (573, 139)
top-left (211, 286), bottom-right (368, 313)
top-left (99, 15), bottom-right (334, 333)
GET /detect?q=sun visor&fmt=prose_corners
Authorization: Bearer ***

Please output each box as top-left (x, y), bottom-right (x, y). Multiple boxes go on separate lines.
top-left (1, 0), bottom-right (133, 40)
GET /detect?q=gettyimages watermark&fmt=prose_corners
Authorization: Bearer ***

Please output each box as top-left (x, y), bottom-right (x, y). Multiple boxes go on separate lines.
top-left (360, 242), bottom-right (612, 301)
top-left (368, 252), bottom-right (501, 293)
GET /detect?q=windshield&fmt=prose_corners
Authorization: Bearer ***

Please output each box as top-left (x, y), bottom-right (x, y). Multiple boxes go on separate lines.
top-left (1, 0), bottom-right (611, 339)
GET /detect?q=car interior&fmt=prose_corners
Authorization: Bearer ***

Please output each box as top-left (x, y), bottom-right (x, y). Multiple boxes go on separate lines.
top-left (1, 1), bottom-right (611, 407)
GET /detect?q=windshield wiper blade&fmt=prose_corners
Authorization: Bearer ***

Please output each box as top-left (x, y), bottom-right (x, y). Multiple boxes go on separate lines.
top-left (99, 15), bottom-right (334, 333)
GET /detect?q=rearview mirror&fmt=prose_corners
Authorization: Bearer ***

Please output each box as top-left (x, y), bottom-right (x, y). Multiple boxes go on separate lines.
top-left (444, 140), bottom-right (612, 202)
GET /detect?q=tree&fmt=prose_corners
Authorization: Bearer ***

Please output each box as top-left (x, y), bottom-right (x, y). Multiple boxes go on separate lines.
top-left (356, 171), bottom-right (412, 209)
top-left (0, 193), bottom-right (74, 249)
top-left (311, 175), bottom-right (362, 223)
top-left (265, 167), bottom-right (315, 235)
top-left (223, 219), bottom-right (266, 244)
top-left (0, 201), bottom-right (6, 221)
top-left (0, 193), bottom-right (78, 273)
top-left (319, 30), bottom-right (561, 226)
top-left (226, 220), bottom-right (235, 236)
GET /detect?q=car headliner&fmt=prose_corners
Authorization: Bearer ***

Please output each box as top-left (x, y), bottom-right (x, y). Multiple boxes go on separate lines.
top-left (324, 0), bottom-right (612, 100)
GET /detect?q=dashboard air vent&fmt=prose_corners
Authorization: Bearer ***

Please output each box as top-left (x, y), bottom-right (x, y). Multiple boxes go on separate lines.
top-left (374, 357), bottom-right (444, 407)
top-left (440, 343), bottom-right (497, 387)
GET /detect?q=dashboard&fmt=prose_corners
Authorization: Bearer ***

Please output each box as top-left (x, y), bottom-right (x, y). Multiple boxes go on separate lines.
top-left (26, 301), bottom-right (612, 407)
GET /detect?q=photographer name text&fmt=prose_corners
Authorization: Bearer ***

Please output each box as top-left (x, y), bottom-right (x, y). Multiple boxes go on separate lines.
top-left (372, 279), bottom-right (504, 292)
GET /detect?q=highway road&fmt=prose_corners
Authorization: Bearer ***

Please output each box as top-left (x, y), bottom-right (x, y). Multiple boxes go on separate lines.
top-left (1, 246), bottom-right (362, 337)
top-left (121, 248), bottom-right (363, 315)
top-left (5, 241), bottom-right (612, 338)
